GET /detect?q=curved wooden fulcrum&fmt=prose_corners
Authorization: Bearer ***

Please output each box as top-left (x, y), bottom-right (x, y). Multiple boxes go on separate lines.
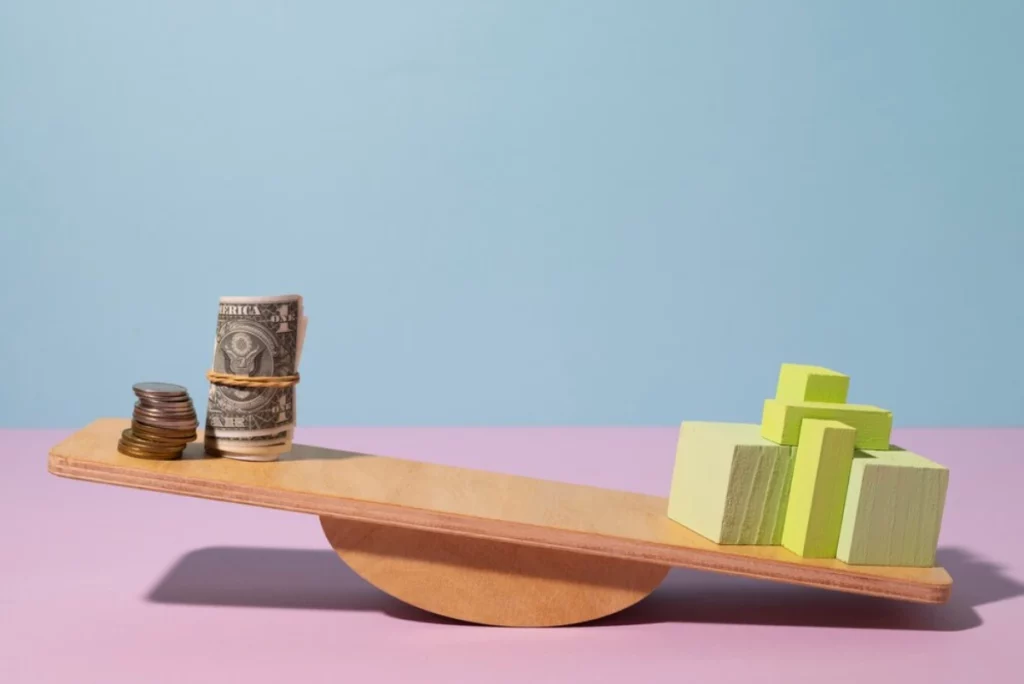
top-left (320, 517), bottom-right (670, 627)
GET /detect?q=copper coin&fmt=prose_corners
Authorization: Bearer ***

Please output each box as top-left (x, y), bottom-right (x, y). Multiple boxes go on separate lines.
top-left (132, 413), bottom-right (199, 431)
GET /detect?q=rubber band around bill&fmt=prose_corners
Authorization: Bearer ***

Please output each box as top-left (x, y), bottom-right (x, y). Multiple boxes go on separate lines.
top-left (206, 370), bottom-right (300, 389)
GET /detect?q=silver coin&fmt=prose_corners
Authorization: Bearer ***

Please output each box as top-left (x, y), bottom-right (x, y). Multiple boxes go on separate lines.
top-left (137, 405), bottom-right (194, 414)
top-left (133, 402), bottom-right (196, 416)
top-left (135, 396), bottom-right (193, 406)
top-left (134, 392), bottom-right (189, 403)
top-left (134, 414), bottom-right (198, 426)
top-left (134, 401), bottom-right (195, 415)
top-left (135, 389), bottom-right (191, 401)
top-left (133, 382), bottom-right (189, 396)
top-left (132, 407), bottom-right (197, 421)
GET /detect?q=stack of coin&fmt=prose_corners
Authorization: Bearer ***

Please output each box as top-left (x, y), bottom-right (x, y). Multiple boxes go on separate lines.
top-left (117, 382), bottom-right (199, 460)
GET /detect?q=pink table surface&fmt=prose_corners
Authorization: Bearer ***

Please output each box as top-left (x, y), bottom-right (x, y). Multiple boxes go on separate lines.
top-left (3, 426), bottom-right (1022, 684)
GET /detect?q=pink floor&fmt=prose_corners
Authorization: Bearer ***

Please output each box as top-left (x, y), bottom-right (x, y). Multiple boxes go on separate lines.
top-left (3, 426), bottom-right (1022, 683)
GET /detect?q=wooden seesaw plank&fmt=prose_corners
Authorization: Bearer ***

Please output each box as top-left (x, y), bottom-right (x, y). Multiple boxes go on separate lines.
top-left (47, 418), bottom-right (952, 604)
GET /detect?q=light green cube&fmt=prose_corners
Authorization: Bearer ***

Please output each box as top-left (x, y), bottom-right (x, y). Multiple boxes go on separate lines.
top-left (775, 363), bottom-right (850, 403)
top-left (667, 422), bottom-right (795, 545)
top-left (837, 448), bottom-right (949, 566)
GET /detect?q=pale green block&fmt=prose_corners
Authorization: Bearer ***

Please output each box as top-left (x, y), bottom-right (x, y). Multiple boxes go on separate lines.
top-left (837, 448), bottom-right (949, 567)
top-left (775, 363), bottom-right (850, 403)
top-left (759, 446), bottom-right (796, 545)
top-left (761, 399), bottom-right (893, 449)
top-left (667, 422), bottom-right (795, 545)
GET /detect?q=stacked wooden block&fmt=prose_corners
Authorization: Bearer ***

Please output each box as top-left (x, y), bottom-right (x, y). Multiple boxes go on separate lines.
top-left (667, 364), bottom-right (949, 567)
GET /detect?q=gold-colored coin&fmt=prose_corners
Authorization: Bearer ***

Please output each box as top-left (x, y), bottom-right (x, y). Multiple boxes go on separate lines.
top-left (118, 437), bottom-right (179, 455)
top-left (120, 444), bottom-right (183, 458)
top-left (117, 439), bottom-right (183, 460)
top-left (117, 446), bottom-right (181, 461)
top-left (120, 429), bottom-right (182, 449)
top-left (132, 437), bottom-right (189, 450)
top-left (131, 420), bottom-right (197, 440)
top-left (129, 421), bottom-right (183, 436)
top-left (125, 431), bottom-right (186, 446)
top-left (120, 429), bottom-right (186, 452)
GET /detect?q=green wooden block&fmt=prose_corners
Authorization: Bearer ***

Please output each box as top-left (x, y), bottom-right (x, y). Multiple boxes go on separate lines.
top-left (781, 419), bottom-right (856, 558)
top-left (667, 422), bottom-right (795, 545)
top-left (775, 363), bottom-right (849, 403)
top-left (837, 448), bottom-right (949, 567)
top-left (761, 399), bottom-right (893, 449)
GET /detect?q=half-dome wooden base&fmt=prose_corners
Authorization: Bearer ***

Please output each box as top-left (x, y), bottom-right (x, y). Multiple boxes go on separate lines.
top-left (320, 516), bottom-right (670, 627)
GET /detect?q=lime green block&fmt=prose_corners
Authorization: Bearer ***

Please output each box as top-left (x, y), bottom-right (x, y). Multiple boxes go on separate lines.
top-left (761, 399), bottom-right (893, 449)
top-left (837, 448), bottom-right (949, 567)
top-left (775, 364), bottom-right (849, 403)
top-left (667, 422), bottom-right (795, 545)
top-left (781, 419), bottom-right (856, 558)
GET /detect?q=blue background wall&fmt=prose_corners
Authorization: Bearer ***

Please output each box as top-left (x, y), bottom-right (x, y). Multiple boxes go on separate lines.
top-left (2, 1), bottom-right (1021, 428)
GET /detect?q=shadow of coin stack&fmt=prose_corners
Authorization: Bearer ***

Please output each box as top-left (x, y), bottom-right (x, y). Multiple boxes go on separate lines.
top-left (118, 382), bottom-right (199, 460)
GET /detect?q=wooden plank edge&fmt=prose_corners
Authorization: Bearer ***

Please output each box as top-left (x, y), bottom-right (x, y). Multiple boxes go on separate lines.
top-left (47, 452), bottom-right (951, 605)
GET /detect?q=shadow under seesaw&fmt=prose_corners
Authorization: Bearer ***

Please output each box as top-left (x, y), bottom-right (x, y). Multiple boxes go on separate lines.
top-left (588, 547), bottom-right (1021, 631)
top-left (146, 546), bottom-right (1022, 631)
top-left (147, 546), bottom-right (426, 619)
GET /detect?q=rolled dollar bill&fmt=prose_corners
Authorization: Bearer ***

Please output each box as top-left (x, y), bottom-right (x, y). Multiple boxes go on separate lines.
top-left (204, 295), bottom-right (307, 461)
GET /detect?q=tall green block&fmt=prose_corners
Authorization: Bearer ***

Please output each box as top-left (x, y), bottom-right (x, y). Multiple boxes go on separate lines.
top-left (781, 419), bottom-right (856, 558)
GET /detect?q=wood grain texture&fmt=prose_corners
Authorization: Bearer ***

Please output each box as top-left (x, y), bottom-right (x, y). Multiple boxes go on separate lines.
top-left (47, 419), bottom-right (952, 604)
top-left (321, 517), bottom-right (669, 626)
top-left (775, 364), bottom-right (850, 403)
top-left (782, 420), bottom-right (856, 558)
top-left (838, 448), bottom-right (950, 567)
top-left (667, 422), bottom-right (794, 545)
top-left (761, 399), bottom-right (893, 449)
